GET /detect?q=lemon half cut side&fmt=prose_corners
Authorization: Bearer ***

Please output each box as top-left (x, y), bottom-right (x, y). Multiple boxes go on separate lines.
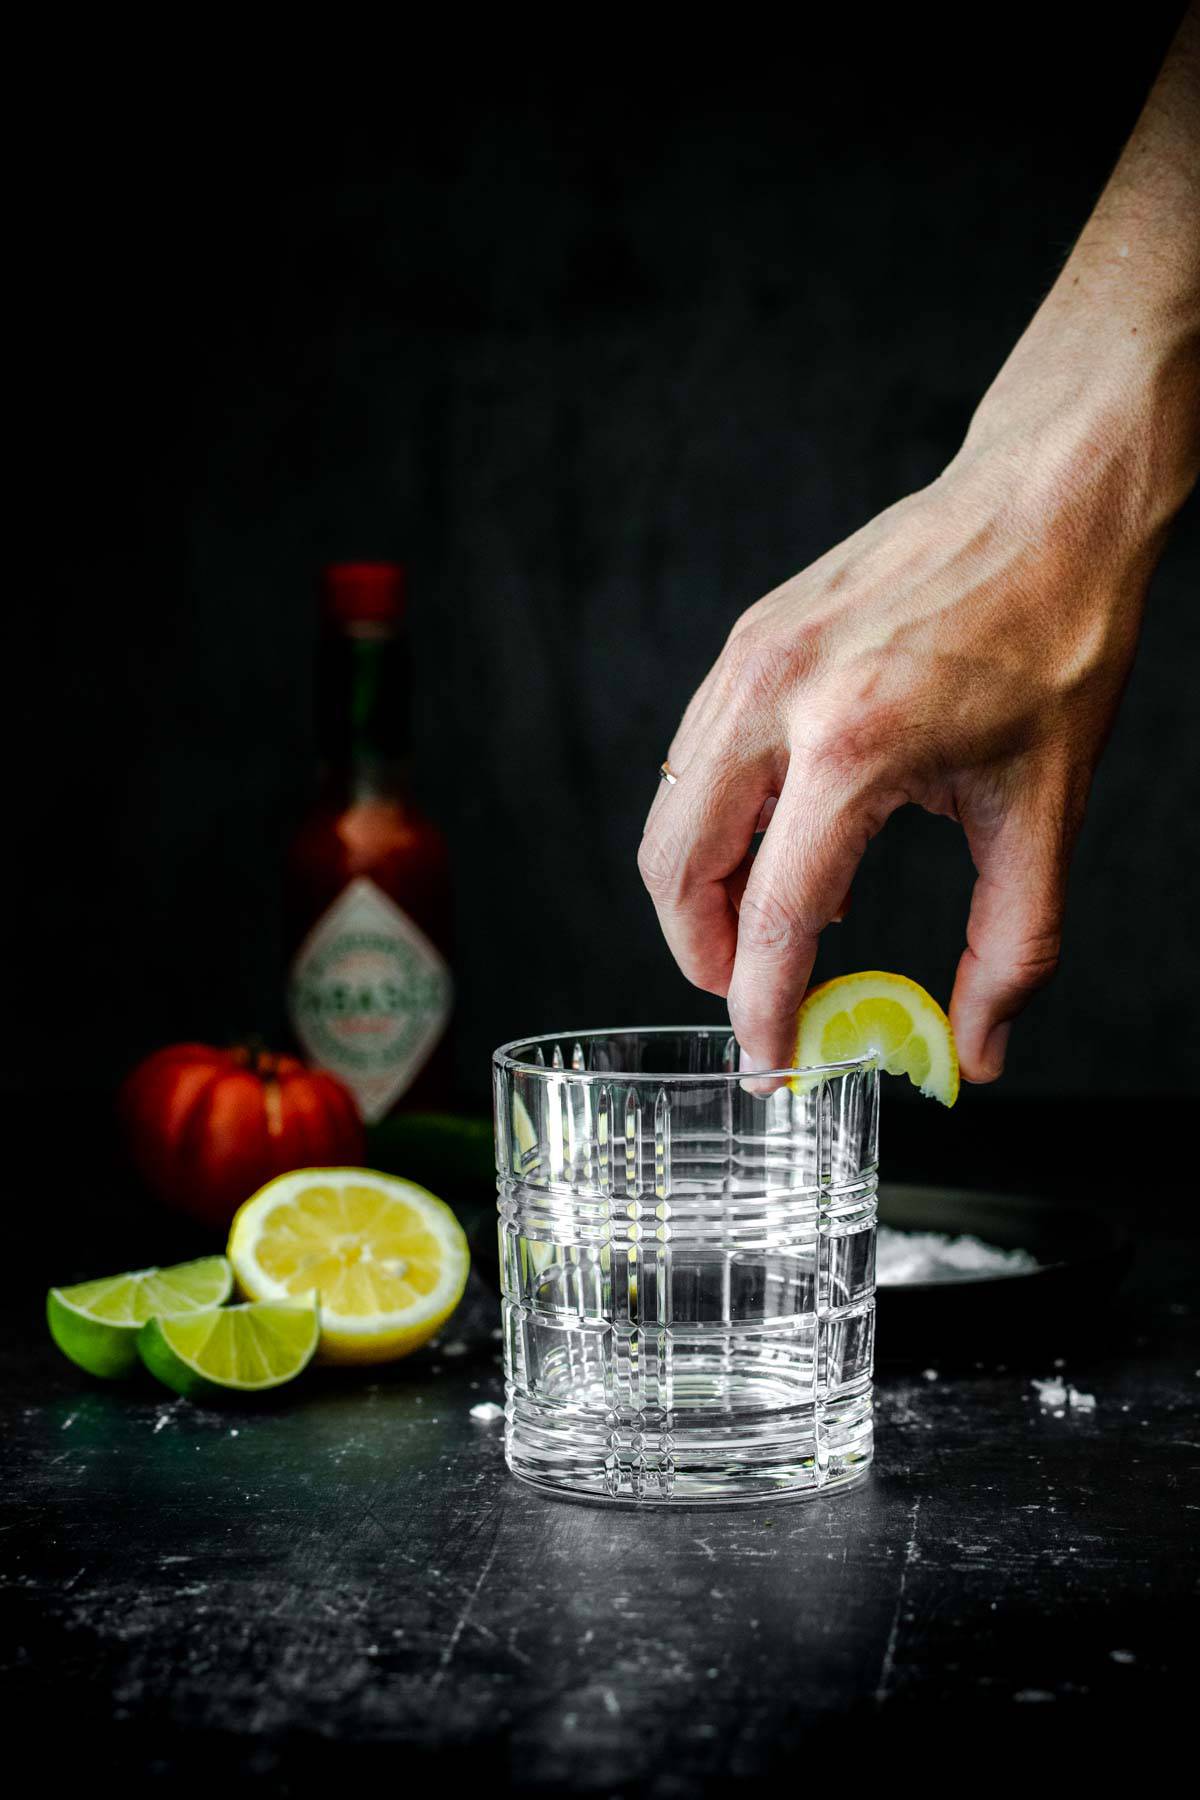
top-left (228, 1168), bottom-right (471, 1365)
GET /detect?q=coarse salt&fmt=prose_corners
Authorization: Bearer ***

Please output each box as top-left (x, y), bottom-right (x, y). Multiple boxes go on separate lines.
top-left (876, 1226), bottom-right (1038, 1286)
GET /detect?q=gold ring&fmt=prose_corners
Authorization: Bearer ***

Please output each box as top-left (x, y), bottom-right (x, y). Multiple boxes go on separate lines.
top-left (659, 761), bottom-right (678, 786)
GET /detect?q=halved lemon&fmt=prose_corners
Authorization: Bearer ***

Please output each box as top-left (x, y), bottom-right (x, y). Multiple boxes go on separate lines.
top-left (794, 971), bottom-right (959, 1106)
top-left (227, 1168), bottom-right (470, 1365)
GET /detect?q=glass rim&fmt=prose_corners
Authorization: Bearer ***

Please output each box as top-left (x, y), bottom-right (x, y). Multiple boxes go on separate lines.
top-left (492, 1024), bottom-right (877, 1084)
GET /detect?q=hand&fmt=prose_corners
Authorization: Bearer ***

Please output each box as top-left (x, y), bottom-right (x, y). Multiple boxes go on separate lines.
top-left (640, 361), bottom-right (1190, 1080)
top-left (640, 10), bottom-right (1199, 1081)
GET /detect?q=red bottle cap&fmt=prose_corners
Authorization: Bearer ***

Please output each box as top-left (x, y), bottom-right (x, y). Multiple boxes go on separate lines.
top-left (322, 562), bottom-right (406, 627)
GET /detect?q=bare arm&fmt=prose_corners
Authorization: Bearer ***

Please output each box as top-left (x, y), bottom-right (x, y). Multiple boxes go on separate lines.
top-left (640, 8), bottom-right (1200, 1079)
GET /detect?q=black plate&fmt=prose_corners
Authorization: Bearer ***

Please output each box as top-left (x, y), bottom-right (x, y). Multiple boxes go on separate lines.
top-left (875, 1183), bottom-right (1133, 1365)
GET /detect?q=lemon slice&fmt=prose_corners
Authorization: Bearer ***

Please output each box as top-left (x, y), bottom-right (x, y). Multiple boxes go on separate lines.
top-left (227, 1168), bottom-right (470, 1365)
top-left (139, 1298), bottom-right (320, 1398)
top-left (794, 971), bottom-right (959, 1106)
top-left (48, 1256), bottom-right (233, 1379)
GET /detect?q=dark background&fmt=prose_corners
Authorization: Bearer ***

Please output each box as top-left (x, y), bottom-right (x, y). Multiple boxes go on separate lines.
top-left (7, 21), bottom-right (1199, 1784)
top-left (19, 10), bottom-right (1198, 1111)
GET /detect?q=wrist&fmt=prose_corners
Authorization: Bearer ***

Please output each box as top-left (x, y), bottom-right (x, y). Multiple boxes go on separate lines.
top-left (959, 295), bottom-right (1199, 545)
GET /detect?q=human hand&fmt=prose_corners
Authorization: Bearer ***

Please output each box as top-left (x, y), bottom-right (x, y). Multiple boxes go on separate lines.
top-left (640, 346), bottom-right (1193, 1080)
top-left (640, 13), bottom-right (1198, 1080)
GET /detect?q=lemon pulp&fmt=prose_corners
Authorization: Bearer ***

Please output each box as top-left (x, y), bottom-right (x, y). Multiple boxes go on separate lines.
top-left (228, 1168), bottom-right (470, 1364)
top-left (794, 971), bottom-right (958, 1105)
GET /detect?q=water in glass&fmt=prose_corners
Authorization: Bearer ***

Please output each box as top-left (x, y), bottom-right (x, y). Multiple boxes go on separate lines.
top-left (493, 1028), bottom-right (877, 1505)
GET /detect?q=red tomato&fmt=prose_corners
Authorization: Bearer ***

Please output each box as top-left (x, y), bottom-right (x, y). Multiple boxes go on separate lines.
top-left (120, 1043), bottom-right (364, 1230)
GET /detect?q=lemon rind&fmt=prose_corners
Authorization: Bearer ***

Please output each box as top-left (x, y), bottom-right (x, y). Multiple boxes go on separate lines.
top-left (795, 971), bottom-right (959, 1107)
top-left (227, 1168), bottom-right (470, 1343)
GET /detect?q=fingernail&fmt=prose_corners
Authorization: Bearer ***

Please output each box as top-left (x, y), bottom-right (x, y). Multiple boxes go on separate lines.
top-left (982, 1021), bottom-right (1011, 1078)
top-left (739, 1048), bottom-right (758, 1073)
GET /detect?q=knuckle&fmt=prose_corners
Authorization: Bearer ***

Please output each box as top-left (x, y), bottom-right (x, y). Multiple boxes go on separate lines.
top-left (1008, 931), bottom-right (1061, 992)
top-left (736, 888), bottom-right (800, 956)
top-left (738, 642), bottom-right (793, 703)
top-left (723, 628), bottom-right (817, 708)
top-left (968, 923), bottom-right (1062, 997)
top-left (637, 829), bottom-right (683, 903)
top-left (722, 601), bottom-right (770, 656)
top-left (807, 702), bottom-right (904, 781)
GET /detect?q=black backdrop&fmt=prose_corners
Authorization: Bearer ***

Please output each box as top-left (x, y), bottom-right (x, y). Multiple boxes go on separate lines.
top-left (19, 12), bottom-right (1199, 1110)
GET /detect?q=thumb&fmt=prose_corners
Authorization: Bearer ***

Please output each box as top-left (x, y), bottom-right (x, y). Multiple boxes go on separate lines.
top-left (950, 786), bottom-right (1076, 1083)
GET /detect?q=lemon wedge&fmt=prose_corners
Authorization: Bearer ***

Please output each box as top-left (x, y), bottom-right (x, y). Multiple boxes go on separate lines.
top-left (228, 1168), bottom-right (470, 1364)
top-left (794, 971), bottom-right (959, 1106)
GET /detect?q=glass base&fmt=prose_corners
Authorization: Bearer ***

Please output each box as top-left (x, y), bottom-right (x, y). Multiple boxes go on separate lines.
top-left (509, 1463), bottom-right (873, 1509)
top-left (505, 1383), bottom-right (873, 1506)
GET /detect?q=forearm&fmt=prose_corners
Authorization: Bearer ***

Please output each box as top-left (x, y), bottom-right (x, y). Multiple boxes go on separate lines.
top-left (966, 5), bottom-right (1200, 528)
top-left (645, 19), bottom-right (1200, 1077)
top-left (1071, 2), bottom-right (1200, 344)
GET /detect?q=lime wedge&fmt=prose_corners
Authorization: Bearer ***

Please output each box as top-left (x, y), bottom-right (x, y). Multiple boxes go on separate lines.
top-left (139, 1298), bottom-right (320, 1399)
top-left (48, 1256), bottom-right (233, 1379)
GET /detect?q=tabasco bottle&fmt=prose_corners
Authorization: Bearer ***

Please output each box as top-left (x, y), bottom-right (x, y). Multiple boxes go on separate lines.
top-left (285, 562), bottom-right (453, 1121)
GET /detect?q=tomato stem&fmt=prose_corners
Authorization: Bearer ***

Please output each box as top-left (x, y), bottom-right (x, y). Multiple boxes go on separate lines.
top-left (232, 1036), bottom-right (279, 1081)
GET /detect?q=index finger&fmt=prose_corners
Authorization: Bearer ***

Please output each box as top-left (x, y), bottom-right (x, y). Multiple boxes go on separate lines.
top-left (638, 746), bottom-right (779, 997)
top-left (726, 769), bottom-right (889, 1068)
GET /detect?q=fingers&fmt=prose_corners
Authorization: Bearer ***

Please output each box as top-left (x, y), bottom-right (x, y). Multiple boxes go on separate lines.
top-left (638, 746), bottom-right (779, 996)
top-left (950, 789), bottom-right (1075, 1083)
top-left (725, 766), bottom-right (891, 1070)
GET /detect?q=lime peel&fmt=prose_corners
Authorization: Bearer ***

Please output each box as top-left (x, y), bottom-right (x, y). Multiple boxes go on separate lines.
top-left (48, 1256), bottom-right (234, 1379)
top-left (139, 1297), bottom-right (320, 1398)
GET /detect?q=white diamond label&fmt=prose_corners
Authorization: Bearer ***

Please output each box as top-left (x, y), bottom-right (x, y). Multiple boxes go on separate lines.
top-left (288, 877), bottom-right (452, 1122)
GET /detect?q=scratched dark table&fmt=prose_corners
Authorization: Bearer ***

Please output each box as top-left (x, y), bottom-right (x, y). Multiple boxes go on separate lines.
top-left (4, 1099), bottom-right (1197, 1790)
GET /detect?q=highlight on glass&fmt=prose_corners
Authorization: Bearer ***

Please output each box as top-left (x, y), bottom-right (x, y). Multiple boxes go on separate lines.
top-left (493, 1028), bottom-right (878, 1506)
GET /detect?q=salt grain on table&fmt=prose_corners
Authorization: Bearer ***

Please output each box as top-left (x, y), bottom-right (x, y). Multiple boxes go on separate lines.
top-left (469, 1402), bottom-right (504, 1424)
top-left (1031, 1377), bottom-right (1097, 1413)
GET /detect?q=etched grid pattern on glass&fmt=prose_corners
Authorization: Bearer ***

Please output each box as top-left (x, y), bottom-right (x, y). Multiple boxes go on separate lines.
top-left (494, 1028), bottom-right (877, 1506)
